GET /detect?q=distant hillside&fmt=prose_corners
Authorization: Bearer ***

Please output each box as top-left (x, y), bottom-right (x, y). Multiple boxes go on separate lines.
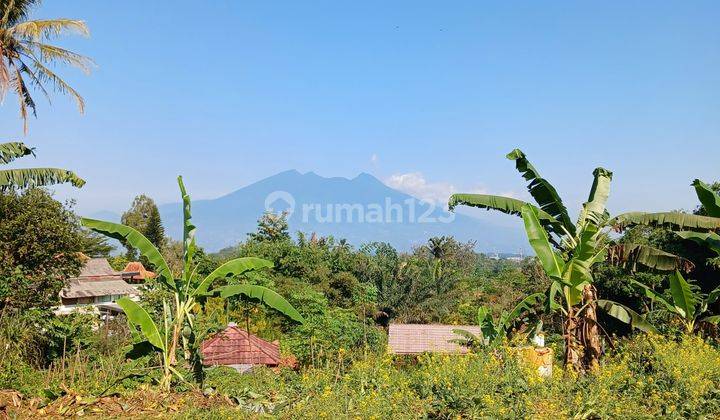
top-left (156, 170), bottom-right (528, 253)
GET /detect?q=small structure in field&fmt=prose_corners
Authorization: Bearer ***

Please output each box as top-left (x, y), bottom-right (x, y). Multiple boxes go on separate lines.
top-left (56, 257), bottom-right (140, 315)
top-left (388, 324), bottom-right (483, 354)
top-left (201, 323), bottom-right (281, 373)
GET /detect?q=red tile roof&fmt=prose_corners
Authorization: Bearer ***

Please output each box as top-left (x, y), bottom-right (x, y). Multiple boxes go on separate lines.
top-left (121, 262), bottom-right (156, 281)
top-left (201, 325), bottom-right (280, 366)
top-left (388, 324), bottom-right (483, 354)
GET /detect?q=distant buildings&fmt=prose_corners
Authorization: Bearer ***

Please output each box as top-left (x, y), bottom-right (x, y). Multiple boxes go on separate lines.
top-left (55, 257), bottom-right (152, 316)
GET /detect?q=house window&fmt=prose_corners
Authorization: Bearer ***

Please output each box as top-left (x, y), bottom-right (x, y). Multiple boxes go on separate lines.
top-left (96, 295), bottom-right (112, 303)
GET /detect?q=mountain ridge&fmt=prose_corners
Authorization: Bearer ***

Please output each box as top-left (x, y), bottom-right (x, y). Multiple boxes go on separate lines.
top-left (92, 171), bottom-right (529, 253)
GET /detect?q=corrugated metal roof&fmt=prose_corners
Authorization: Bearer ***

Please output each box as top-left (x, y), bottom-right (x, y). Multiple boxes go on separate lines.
top-left (201, 326), bottom-right (280, 366)
top-left (388, 324), bottom-right (483, 354)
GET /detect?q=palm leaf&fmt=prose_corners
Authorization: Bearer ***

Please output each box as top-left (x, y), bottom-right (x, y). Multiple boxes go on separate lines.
top-left (668, 270), bottom-right (697, 319)
top-left (507, 148), bottom-right (576, 236)
top-left (608, 243), bottom-right (695, 272)
top-left (21, 51), bottom-right (85, 113)
top-left (612, 212), bottom-right (720, 232)
top-left (597, 299), bottom-right (658, 334)
top-left (692, 179), bottom-right (720, 218)
top-left (195, 257), bottom-right (273, 297)
top-left (448, 193), bottom-right (565, 238)
top-left (0, 141), bottom-right (33, 164)
top-left (676, 231), bottom-right (720, 256)
top-left (25, 42), bottom-right (94, 74)
top-left (116, 297), bottom-right (165, 351)
top-left (8, 19), bottom-right (89, 40)
top-left (521, 204), bottom-right (564, 278)
top-left (81, 218), bottom-right (174, 291)
top-left (217, 284), bottom-right (304, 323)
top-left (0, 168), bottom-right (85, 189)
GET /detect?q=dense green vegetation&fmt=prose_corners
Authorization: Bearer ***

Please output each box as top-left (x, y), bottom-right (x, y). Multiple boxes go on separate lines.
top-left (1, 3), bottom-right (720, 417)
top-left (2, 169), bottom-right (720, 417)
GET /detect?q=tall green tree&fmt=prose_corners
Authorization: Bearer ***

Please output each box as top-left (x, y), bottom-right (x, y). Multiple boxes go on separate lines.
top-left (144, 205), bottom-right (165, 251)
top-left (0, 0), bottom-right (93, 132)
top-left (449, 149), bottom-right (675, 371)
top-left (248, 211), bottom-right (291, 242)
top-left (121, 195), bottom-right (160, 259)
top-left (1, 141), bottom-right (84, 190)
top-left (0, 188), bottom-right (84, 311)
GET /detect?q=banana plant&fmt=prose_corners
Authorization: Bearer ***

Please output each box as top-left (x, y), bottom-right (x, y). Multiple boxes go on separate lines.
top-left (449, 149), bottom-right (676, 371)
top-left (615, 270), bottom-right (720, 334)
top-left (452, 293), bottom-right (544, 348)
top-left (83, 176), bottom-right (303, 390)
top-left (613, 179), bottom-right (720, 256)
top-left (1, 141), bottom-right (85, 190)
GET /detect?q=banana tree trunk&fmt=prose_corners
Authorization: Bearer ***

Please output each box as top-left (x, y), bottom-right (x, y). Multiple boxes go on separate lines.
top-left (580, 285), bottom-right (602, 371)
top-left (564, 308), bottom-right (583, 371)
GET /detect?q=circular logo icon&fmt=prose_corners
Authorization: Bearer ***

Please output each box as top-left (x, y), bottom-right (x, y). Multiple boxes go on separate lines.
top-left (264, 191), bottom-right (296, 218)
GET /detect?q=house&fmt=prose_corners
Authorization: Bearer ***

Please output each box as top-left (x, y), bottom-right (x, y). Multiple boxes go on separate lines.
top-left (201, 323), bottom-right (281, 373)
top-left (121, 261), bottom-right (156, 282)
top-left (387, 324), bottom-right (483, 355)
top-left (55, 257), bottom-right (140, 315)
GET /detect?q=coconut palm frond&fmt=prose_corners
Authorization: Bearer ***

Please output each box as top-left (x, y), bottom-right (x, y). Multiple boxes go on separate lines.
top-left (25, 54), bottom-right (84, 113)
top-left (22, 42), bottom-right (94, 73)
top-left (8, 19), bottom-right (89, 40)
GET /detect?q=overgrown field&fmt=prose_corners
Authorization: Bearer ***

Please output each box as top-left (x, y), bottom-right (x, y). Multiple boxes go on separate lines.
top-left (2, 330), bottom-right (720, 418)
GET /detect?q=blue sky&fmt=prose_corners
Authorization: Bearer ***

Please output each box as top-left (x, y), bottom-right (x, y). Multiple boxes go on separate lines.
top-left (2, 0), bottom-right (719, 219)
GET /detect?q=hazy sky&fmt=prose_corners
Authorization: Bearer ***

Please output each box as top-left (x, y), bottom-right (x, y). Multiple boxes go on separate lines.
top-left (1, 0), bottom-right (718, 219)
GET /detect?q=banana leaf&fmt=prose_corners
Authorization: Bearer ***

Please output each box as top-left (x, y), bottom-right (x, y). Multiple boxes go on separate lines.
top-left (217, 284), bottom-right (304, 323)
top-left (177, 176), bottom-right (197, 283)
top-left (612, 212), bottom-right (720, 232)
top-left (675, 231), bottom-right (720, 256)
top-left (630, 279), bottom-right (676, 313)
top-left (507, 148), bottom-right (576, 236)
top-left (521, 204), bottom-right (564, 278)
top-left (668, 270), bottom-right (697, 319)
top-left (0, 168), bottom-right (85, 189)
top-left (597, 300), bottom-right (658, 334)
top-left (195, 257), bottom-right (273, 296)
top-left (0, 142), bottom-right (33, 164)
top-left (578, 168), bottom-right (613, 229)
top-left (502, 293), bottom-right (545, 329)
top-left (448, 194), bottom-right (564, 239)
top-left (608, 243), bottom-right (695, 272)
top-left (117, 297), bottom-right (165, 351)
top-left (82, 218), bottom-right (174, 291)
top-left (692, 179), bottom-right (720, 218)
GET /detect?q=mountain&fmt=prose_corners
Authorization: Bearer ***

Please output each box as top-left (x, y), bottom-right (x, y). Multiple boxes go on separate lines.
top-left (157, 170), bottom-right (529, 253)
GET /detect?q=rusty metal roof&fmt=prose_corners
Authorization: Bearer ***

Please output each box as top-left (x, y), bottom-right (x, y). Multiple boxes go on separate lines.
top-left (387, 324), bottom-right (483, 354)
